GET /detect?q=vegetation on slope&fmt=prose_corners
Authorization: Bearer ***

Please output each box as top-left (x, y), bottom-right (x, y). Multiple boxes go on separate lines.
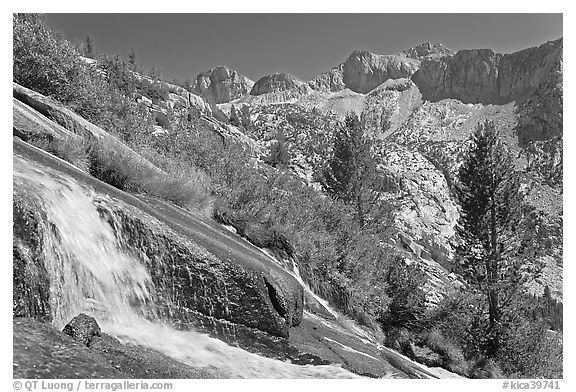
top-left (13, 14), bottom-right (562, 378)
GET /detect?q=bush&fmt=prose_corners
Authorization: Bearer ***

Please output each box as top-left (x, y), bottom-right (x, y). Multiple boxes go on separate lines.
top-left (13, 14), bottom-right (82, 101)
top-left (427, 290), bottom-right (563, 378)
top-left (28, 135), bottom-right (91, 173)
top-left (379, 262), bottom-right (428, 331)
top-left (87, 138), bottom-right (213, 214)
top-left (422, 328), bottom-right (468, 375)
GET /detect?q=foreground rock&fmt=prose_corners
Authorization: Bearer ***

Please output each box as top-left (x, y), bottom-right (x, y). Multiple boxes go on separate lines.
top-left (13, 133), bottom-right (303, 338)
top-left (62, 313), bottom-right (101, 346)
top-left (14, 317), bottom-right (219, 378)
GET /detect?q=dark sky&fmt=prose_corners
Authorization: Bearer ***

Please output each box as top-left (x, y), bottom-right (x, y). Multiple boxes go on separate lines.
top-left (45, 14), bottom-right (563, 84)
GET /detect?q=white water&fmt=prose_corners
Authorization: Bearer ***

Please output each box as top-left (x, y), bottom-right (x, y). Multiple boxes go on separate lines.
top-left (14, 154), bottom-right (361, 378)
top-left (258, 247), bottom-right (340, 319)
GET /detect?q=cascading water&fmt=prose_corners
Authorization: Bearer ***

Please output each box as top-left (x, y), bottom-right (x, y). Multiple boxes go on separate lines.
top-left (13, 153), bottom-right (362, 378)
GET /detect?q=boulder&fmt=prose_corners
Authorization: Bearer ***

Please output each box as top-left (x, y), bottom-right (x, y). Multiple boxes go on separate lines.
top-left (62, 313), bottom-right (101, 347)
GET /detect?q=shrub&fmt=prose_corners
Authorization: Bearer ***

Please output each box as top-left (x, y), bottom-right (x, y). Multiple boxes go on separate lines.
top-left (468, 357), bottom-right (503, 379)
top-left (28, 135), bottom-right (91, 173)
top-left (428, 290), bottom-right (563, 378)
top-left (87, 138), bottom-right (213, 214)
top-left (423, 328), bottom-right (468, 375)
top-left (13, 14), bottom-right (82, 101)
top-left (379, 262), bottom-right (428, 332)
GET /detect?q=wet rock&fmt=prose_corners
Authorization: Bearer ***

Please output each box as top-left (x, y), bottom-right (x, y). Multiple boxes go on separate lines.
top-left (14, 318), bottom-right (127, 379)
top-left (62, 314), bottom-right (101, 347)
top-left (13, 194), bottom-right (51, 320)
top-left (14, 318), bottom-right (219, 379)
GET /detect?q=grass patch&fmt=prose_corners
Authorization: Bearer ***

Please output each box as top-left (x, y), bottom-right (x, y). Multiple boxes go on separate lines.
top-left (27, 134), bottom-right (213, 217)
top-left (28, 135), bottom-right (91, 172)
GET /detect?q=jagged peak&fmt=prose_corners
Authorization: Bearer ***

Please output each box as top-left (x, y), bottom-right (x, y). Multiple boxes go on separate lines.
top-left (403, 42), bottom-right (455, 59)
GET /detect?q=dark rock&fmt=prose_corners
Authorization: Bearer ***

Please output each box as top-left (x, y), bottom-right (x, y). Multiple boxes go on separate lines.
top-left (62, 314), bottom-right (101, 347)
top-left (13, 195), bottom-right (51, 320)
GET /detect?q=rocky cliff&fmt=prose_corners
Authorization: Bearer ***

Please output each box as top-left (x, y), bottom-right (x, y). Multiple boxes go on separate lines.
top-left (403, 42), bottom-right (455, 60)
top-left (192, 66), bottom-right (254, 104)
top-left (343, 50), bottom-right (420, 94)
top-left (251, 73), bottom-right (311, 96)
top-left (308, 64), bottom-right (346, 92)
top-left (412, 38), bottom-right (563, 105)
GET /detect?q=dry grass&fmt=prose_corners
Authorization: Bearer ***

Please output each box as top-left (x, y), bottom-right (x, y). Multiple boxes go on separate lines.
top-left (30, 135), bottom-right (91, 172)
top-left (29, 135), bottom-right (213, 217)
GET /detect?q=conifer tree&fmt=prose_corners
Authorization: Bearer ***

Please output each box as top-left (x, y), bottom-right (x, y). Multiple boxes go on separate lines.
top-left (456, 120), bottom-right (525, 355)
top-left (321, 113), bottom-right (381, 227)
top-left (128, 49), bottom-right (137, 71)
top-left (83, 36), bottom-right (95, 58)
top-left (266, 129), bottom-right (290, 169)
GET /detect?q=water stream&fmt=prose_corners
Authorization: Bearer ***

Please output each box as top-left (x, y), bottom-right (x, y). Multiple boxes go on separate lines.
top-left (13, 154), bottom-right (362, 378)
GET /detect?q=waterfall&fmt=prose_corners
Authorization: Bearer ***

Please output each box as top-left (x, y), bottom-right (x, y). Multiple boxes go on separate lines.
top-left (13, 154), bottom-right (362, 378)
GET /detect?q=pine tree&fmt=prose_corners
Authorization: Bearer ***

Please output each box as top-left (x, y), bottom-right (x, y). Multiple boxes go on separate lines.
top-left (128, 49), bottom-right (137, 71)
top-left (456, 120), bottom-right (525, 355)
top-left (83, 36), bottom-right (95, 58)
top-left (266, 129), bottom-right (290, 169)
top-left (321, 113), bottom-right (381, 227)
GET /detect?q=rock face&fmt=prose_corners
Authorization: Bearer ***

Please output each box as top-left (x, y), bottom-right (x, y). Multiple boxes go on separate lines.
top-left (308, 64), bottom-right (345, 92)
top-left (412, 38), bottom-right (563, 105)
top-left (13, 101), bottom-right (304, 339)
top-left (403, 42), bottom-right (455, 59)
top-left (342, 50), bottom-right (420, 94)
top-left (250, 73), bottom-right (310, 96)
top-left (192, 66), bottom-right (254, 104)
top-left (516, 53), bottom-right (563, 145)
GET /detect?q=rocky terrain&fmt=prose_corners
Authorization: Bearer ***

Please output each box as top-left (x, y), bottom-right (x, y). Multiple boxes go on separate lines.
top-left (192, 66), bottom-right (254, 104)
top-left (73, 36), bottom-right (564, 312)
top-left (13, 86), bottom-right (460, 378)
top-left (191, 39), bottom-right (563, 302)
top-left (13, 16), bottom-right (563, 379)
